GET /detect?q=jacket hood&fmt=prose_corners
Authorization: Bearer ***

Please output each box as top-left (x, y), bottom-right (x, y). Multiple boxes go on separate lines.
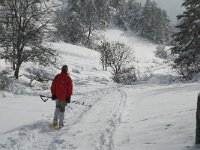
top-left (61, 70), bottom-right (69, 75)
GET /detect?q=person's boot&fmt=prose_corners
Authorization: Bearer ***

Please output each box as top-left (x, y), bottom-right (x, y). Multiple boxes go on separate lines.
top-left (53, 108), bottom-right (60, 126)
top-left (53, 121), bottom-right (58, 127)
top-left (59, 112), bottom-right (65, 128)
top-left (59, 123), bottom-right (64, 129)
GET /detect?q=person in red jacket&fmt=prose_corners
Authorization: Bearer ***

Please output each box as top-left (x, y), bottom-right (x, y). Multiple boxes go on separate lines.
top-left (51, 65), bottom-right (73, 128)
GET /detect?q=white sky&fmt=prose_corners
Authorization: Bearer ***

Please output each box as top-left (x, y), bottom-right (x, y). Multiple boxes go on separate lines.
top-left (136, 0), bottom-right (185, 24)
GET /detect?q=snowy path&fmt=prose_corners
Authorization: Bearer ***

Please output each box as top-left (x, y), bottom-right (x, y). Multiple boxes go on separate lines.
top-left (114, 83), bottom-right (198, 150)
top-left (0, 85), bottom-right (127, 150)
top-left (60, 87), bottom-right (127, 150)
top-left (0, 83), bottom-right (200, 150)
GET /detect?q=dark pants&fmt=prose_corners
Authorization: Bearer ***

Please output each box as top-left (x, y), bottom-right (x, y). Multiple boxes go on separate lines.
top-left (53, 99), bottom-right (67, 124)
top-left (56, 99), bottom-right (67, 112)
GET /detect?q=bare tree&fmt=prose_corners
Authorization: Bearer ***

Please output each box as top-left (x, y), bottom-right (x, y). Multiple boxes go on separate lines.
top-left (99, 41), bottom-right (134, 76)
top-left (99, 40), bottom-right (112, 71)
top-left (0, 0), bottom-right (56, 79)
top-left (109, 42), bottom-right (133, 76)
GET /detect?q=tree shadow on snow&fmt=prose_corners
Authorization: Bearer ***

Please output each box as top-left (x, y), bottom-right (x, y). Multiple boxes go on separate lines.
top-left (189, 144), bottom-right (200, 150)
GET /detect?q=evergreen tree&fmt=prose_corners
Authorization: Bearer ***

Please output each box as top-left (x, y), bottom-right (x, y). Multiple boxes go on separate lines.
top-left (94, 0), bottom-right (111, 27)
top-left (171, 0), bottom-right (200, 79)
top-left (55, 0), bottom-right (171, 45)
top-left (126, 0), bottom-right (142, 31)
top-left (0, 24), bottom-right (3, 43)
top-left (139, 0), bottom-right (171, 43)
top-left (55, 6), bottom-right (84, 43)
top-left (55, 0), bottom-right (110, 45)
top-left (54, 0), bottom-right (85, 43)
top-left (114, 2), bottom-right (128, 30)
top-left (154, 9), bottom-right (171, 43)
top-left (83, 0), bottom-right (97, 45)
top-left (110, 0), bottom-right (123, 9)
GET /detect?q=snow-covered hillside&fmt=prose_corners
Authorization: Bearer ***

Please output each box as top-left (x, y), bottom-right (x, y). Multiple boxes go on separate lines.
top-left (98, 28), bottom-right (174, 81)
top-left (0, 29), bottom-right (199, 150)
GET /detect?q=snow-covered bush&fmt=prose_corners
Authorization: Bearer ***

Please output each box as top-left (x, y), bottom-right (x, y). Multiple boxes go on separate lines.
top-left (140, 67), bottom-right (153, 81)
top-left (172, 62), bottom-right (200, 80)
top-left (24, 67), bottom-right (54, 87)
top-left (40, 82), bottom-right (51, 90)
top-left (99, 41), bottom-right (134, 73)
top-left (0, 69), bottom-right (12, 91)
top-left (154, 44), bottom-right (168, 59)
top-left (113, 66), bottom-right (137, 84)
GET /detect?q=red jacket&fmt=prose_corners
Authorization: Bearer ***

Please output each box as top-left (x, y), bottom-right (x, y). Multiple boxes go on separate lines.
top-left (51, 71), bottom-right (73, 100)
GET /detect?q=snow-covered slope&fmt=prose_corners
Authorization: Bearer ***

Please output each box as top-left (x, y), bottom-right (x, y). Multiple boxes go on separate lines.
top-left (0, 29), bottom-right (199, 150)
top-left (98, 28), bottom-right (174, 81)
top-left (50, 42), bottom-right (111, 85)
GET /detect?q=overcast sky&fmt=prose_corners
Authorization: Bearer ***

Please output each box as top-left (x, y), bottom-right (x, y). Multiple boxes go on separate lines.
top-left (136, 0), bottom-right (185, 24)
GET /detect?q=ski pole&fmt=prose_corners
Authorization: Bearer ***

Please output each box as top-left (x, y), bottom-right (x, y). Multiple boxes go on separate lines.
top-left (40, 95), bottom-right (92, 107)
top-left (40, 95), bottom-right (52, 102)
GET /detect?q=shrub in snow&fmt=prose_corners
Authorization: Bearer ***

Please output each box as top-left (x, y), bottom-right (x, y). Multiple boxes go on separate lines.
top-left (40, 82), bottom-right (50, 90)
top-left (0, 69), bottom-right (12, 91)
top-left (24, 67), bottom-right (54, 87)
top-left (140, 67), bottom-right (153, 81)
top-left (99, 41), bottom-right (134, 75)
top-left (109, 42), bottom-right (134, 77)
top-left (172, 62), bottom-right (200, 80)
top-left (154, 44), bottom-right (168, 59)
top-left (113, 66), bottom-right (137, 84)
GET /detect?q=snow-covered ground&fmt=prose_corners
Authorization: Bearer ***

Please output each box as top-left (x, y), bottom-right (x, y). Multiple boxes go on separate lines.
top-left (0, 29), bottom-right (199, 150)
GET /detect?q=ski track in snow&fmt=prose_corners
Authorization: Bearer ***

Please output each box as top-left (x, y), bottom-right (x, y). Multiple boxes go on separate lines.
top-left (0, 87), bottom-right (106, 150)
top-left (95, 89), bottom-right (127, 150)
top-left (0, 86), bottom-right (127, 150)
top-left (114, 84), bottom-right (198, 150)
top-left (0, 83), bottom-right (199, 150)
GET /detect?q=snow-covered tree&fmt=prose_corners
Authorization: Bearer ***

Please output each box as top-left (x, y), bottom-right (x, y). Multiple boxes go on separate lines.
top-left (55, 6), bottom-right (85, 43)
top-left (110, 0), bottom-right (124, 9)
top-left (171, 0), bottom-right (200, 79)
top-left (112, 0), bottom-right (171, 43)
top-left (139, 0), bottom-right (171, 43)
top-left (0, 0), bottom-right (56, 79)
top-left (83, 0), bottom-right (97, 45)
top-left (98, 40), bottom-right (112, 71)
top-left (154, 44), bottom-right (168, 59)
top-left (55, 0), bottom-right (111, 46)
top-left (126, 0), bottom-right (142, 31)
top-left (114, 2), bottom-right (128, 30)
top-left (94, 0), bottom-right (111, 27)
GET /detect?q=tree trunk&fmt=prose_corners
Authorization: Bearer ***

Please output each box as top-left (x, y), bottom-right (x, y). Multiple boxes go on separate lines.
top-left (196, 93), bottom-right (200, 144)
top-left (14, 66), bottom-right (20, 79)
top-left (14, 62), bottom-right (22, 79)
top-left (12, 62), bottom-right (16, 70)
top-left (12, 46), bottom-right (16, 70)
top-left (86, 18), bottom-right (92, 46)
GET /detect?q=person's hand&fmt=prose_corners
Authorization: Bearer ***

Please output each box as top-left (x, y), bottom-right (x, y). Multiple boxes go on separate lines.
top-left (52, 94), bottom-right (56, 100)
top-left (66, 97), bottom-right (71, 103)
